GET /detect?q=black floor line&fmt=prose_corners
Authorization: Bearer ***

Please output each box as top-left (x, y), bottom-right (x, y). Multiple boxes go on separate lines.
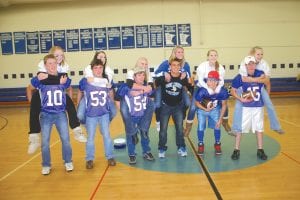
top-left (187, 136), bottom-right (223, 200)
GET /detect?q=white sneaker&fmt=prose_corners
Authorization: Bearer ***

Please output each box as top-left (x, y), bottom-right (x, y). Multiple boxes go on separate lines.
top-left (156, 121), bottom-right (160, 132)
top-left (41, 166), bottom-right (51, 175)
top-left (28, 133), bottom-right (40, 154)
top-left (177, 147), bottom-right (187, 157)
top-left (65, 162), bottom-right (74, 172)
top-left (73, 127), bottom-right (87, 143)
top-left (158, 150), bottom-right (165, 158)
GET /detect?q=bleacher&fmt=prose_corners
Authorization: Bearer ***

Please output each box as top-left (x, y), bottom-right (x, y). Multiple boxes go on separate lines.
top-left (0, 77), bottom-right (299, 105)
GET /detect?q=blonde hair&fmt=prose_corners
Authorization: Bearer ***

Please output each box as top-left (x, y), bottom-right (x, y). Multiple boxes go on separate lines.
top-left (48, 46), bottom-right (65, 66)
top-left (207, 49), bottom-right (220, 72)
top-left (249, 46), bottom-right (263, 55)
top-left (168, 45), bottom-right (185, 68)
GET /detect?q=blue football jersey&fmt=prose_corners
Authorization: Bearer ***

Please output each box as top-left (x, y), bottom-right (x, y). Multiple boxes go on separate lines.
top-left (39, 84), bottom-right (67, 113)
top-left (232, 70), bottom-right (265, 107)
top-left (195, 87), bottom-right (229, 109)
top-left (124, 89), bottom-right (150, 117)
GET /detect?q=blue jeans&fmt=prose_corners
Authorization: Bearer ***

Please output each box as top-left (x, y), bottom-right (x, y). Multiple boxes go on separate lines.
top-left (155, 86), bottom-right (190, 122)
top-left (232, 87), bottom-right (281, 133)
top-left (85, 113), bottom-right (114, 160)
top-left (261, 87), bottom-right (282, 130)
top-left (158, 103), bottom-right (186, 151)
top-left (120, 98), bottom-right (154, 136)
top-left (40, 112), bottom-right (72, 167)
top-left (126, 117), bottom-right (151, 156)
top-left (77, 97), bottom-right (117, 124)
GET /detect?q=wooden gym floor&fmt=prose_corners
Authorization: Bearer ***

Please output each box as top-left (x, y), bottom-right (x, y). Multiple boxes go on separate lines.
top-left (0, 97), bottom-right (299, 200)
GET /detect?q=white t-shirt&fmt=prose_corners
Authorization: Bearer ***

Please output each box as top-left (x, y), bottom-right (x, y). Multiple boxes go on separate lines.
top-left (239, 59), bottom-right (271, 77)
top-left (38, 60), bottom-right (70, 73)
top-left (196, 61), bottom-right (225, 93)
top-left (84, 65), bottom-right (114, 84)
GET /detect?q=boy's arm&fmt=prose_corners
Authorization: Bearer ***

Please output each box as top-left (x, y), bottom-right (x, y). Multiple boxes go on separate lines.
top-left (26, 84), bottom-right (36, 102)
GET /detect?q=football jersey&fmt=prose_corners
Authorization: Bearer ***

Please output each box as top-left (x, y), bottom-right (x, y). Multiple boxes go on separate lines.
top-left (124, 89), bottom-right (150, 117)
top-left (195, 87), bottom-right (229, 109)
top-left (232, 70), bottom-right (265, 107)
top-left (39, 84), bottom-right (67, 113)
top-left (80, 80), bottom-right (110, 117)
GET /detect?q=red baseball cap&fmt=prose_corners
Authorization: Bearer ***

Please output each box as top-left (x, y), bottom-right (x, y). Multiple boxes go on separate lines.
top-left (207, 70), bottom-right (220, 80)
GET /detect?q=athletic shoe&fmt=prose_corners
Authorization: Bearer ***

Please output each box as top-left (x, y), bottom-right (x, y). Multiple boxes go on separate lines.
top-left (214, 143), bottom-right (222, 155)
top-left (274, 129), bottom-right (285, 134)
top-left (41, 166), bottom-right (51, 175)
top-left (28, 133), bottom-right (40, 154)
top-left (143, 152), bottom-right (155, 161)
top-left (158, 150), bottom-right (166, 158)
top-left (198, 143), bottom-right (204, 155)
top-left (86, 160), bottom-right (93, 169)
top-left (129, 155), bottom-right (137, 165)
top-left (73, 127), bottom-right (87, 143)
top-left (177, 147), bottom-right (187, 157)
top-left (108, 158), bottom-right (116, 166)
top-left (156, 121), bottom-right (160, 132)
top-left (257, 149), bottom-right (268, 160)
top-left (231, 149), bottom-right (240, 160)
top-left (65, 162), bottom-right (74, 172)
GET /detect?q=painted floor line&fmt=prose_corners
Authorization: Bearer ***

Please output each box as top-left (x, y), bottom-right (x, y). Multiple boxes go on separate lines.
top-left (89, 164), bottom-right (110, 200)
top-left (281, 152), bottom-right (300, 165)
top-left (0, 139), bottom-right (60, 182)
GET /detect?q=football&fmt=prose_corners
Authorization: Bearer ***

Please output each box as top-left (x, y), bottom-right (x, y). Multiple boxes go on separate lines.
top-left (201, 98), bottom-right (213, 109)
top-left (241, 91), bottom-right (254, 100)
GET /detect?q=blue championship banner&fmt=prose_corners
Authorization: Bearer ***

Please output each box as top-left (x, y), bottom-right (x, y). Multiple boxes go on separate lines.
top-left (178, 24), bottom-right (191, 47)
top-left (39, 30), bottom-right (53, 53)
top-left (121, 26), bottom-right (135, 49)
top-left (164, 24), bottom-right (177, 47)
top-left (94, 28), bottom-right (107, 50)
top-left (66, 29), bottom-right (79, 52)
top-left (107, 27), bottom-right (121, 50)
top-left (53, 30), bottom-right (66, 51)
top-left (80, 28), bottom-right (93, 51)
top-left (26, 31), bottom-right (40, 54)
top-left (0, 32), bottom-right (13, 55)
top-left (135, 25), bottom-right (149, 48)
top-left (150, 25), bottom-right (163, 48)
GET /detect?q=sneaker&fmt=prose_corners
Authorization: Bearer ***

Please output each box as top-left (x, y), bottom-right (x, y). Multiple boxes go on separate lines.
top-left (28, 133), bottom-right (40, 154)
top-left (156, 121), bottom-right (160, 132)
top-left (143, 152), bottom-right (155, 161)
top-left (108, 158), bottom-right (116, 166)
top-left (214, 143), bottom-right (222, 155)
top-left (198, 143), bottom-right (204, 155)
top-left (129, 155), bottom-right (137, 165)
top-left (86, 160), bottom-right (93, 169)
top-left (158, 150), bottom-right (166, 158)
top-left (177, 147), bottom-right (187, 157)
top-left (41, 166), bottom-right (51, 175)
top-left (274, 129), bottom-right (285, 134)
top-left (257, 149), bottom-right (268, 160)
top-left (65, 162), bottom-right (74, 172)
top-left (73, 127), bottom-right (87, 143)
top-left (231, 149), bottom-right (240, 160)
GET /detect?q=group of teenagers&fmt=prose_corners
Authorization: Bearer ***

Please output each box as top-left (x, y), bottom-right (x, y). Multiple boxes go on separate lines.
top-left (26, 45), bottom-right (284, 175)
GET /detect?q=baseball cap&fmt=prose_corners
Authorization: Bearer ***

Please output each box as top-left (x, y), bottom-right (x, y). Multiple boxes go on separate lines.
top-left (207, 70), bottom-right (220, 80)
top-left (244, 56), bottom-right (256, 65)
top-left (133, 66), bottom-right (146, 74)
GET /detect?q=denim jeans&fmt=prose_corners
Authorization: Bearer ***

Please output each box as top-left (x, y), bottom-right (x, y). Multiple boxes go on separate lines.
top-left (155, 86), bottom-right (190, 123)
top-left (85, 113), bottom-right (114, 160)
top-left (158, 103), bottom-right (186, 151)
top-left (40, 112), bottom-right (72, 167)
top-left (120, 98), bottom-right (154, 136)
top-left (126, 119), bottom-right (151, 156)
top-left (261, 87), bottom-right (282, 130)
top-left (232, 87), bottom-right (282, 133)
top-left (77, 97), bottom-right (117, 124)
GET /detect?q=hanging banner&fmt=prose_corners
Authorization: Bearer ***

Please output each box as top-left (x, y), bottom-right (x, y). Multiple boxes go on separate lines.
top-left (94, 28), bottom-right (107, 50)
top-left (14, 32), bottom-right (26, 54)
top-left (164, 24), bottom-right (177, 47)
top-left (0, 32), bottom-right (13, 55)
top-left (39, 30), bottom-right (53, 53)
top-left (66, 29), bottom-right (79, 52)
top-left (135, 25), bottom-right (149, 48)
top-left (178, 24), bottom-right (191, 46)
top-left (26, 31), bottom-right (40, 54)
top-left (80, 28), bottom-right (93, 51)
top-left (53, 30), bottom-right (66, 51)
top-left (107, 27), bottom-right (121, 49)
top-left (121, 26), bottom-right (135, 49)
top-left (150, 25), bottom-right (163, 48)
